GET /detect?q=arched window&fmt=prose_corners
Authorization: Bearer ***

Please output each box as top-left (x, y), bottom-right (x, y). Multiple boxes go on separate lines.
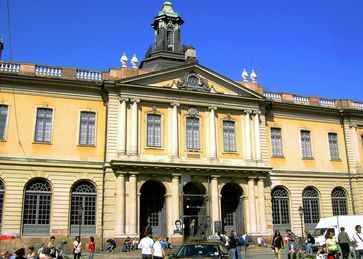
top-left (332, 188), bottom-right (348, 216)
top-left (302, 188), bottom-right (320, 228)
top-left (271, 187), bottom-right (290, 230)
top-left (23, 179), bottom-right (52, 235)
top-left (0, 181), bottom-right (4, 230)
top-left (70, 181), bottom-right (96, 236)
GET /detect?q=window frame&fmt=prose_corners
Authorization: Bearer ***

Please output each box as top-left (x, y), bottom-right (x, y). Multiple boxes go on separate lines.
top-left (270, 127), bottom-right (284, 157)
top-left (33, 107), bottom-right (55, 144)
top-left (300, 130), bottom-right (313, 159)
top-left (0, 180), bottom-right (4, 231)
top-left (271, 187), bottom-right (291, 228)
top-left (222, 119), bottom-right (237, 153)
top-left (331, 187), bottom-right (348, 216)
top-left (185, 116), bottom-right (201, 151)
top-left (328, 132), bottom-right (340, 160)
top-left (145, 112), bottom-right (163, 149)
top-left (0, 104), bottom-right (10, 141)
top-left (77, 110), bottom-right (97, 147)
top-left (302, 187), bottom-right (320, 226)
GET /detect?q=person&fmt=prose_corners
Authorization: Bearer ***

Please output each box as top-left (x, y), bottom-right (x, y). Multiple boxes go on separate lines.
top-left (131, 237), bottom-right (139, 250)
top-left (304, 230), bottom-right (315, 254)
top-left (105, 239), bottom-right (116, 252)
top-left (14, 248), bottom-right (25, 259)
top-left (174, 219), bottom-right (183, 234)
top-left (257, 235), bottom-right (265, 247)
top-left (285, 229), bottom-right (296, 252)
top-left (152, 235), bottom-right (166, 259)
top-left (122, 237), bottom-right (131, 252)
top-left (37, 244), bottom-right (46, 258)
top-left (26, 247), bottom-right (37, 259)
top-left (38, 248), bottom-right (51, 259)
top-left (229, 231), bottom-right (243, 259)
top-left (325, 231), bottom-right (339, 259)
top-left (272, 230), bottom-right (284, 259)
top-left (87, 236), bottom-right (95, 259)
top-left (138, 232), bottom-right (154, 259)
top-left (47, 236), bottom-right (56, 258)
top-left (72, 236), bottom-right (82, 259)
top-left (189, 219), bottom-right (196, 236)
top-left (352, 225), bottom-right (363, 259)
top-left (242, 232), bottom-right (252, 258)
top-left (338, 227), bottom-right (351, 259)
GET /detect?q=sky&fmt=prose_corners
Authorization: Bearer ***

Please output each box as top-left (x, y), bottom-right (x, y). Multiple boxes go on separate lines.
top-left (0, 0), bottom-right (362, 100)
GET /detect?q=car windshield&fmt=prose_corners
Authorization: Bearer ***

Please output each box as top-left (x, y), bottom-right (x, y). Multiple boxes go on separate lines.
top-left (176, 244), bottom-right (220, 257)
top-left (312, 228), bottom-right (327, 237)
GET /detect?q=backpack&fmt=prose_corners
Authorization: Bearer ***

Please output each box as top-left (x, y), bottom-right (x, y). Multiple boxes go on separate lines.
top-left (236, 236), bottom-right (245, 246)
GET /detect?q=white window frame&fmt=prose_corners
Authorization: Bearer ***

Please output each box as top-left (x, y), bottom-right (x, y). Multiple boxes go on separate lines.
top-left (300, 129), bottom-right (313, 159)
top-left (0, 104), bottom-right (10, 141)
top-left (270, 127), bottom-right (284, 157)
top-left (327, 132), bottom-right (340, 160)
top-left (33, 106), bottom-right (55, 144)
top-left (145, 111), bottom-right (163, 149)
top-left (185, 116), bottom-right (202, 151)
top-left (77, 110), bottom-right (97, 147)
top-left (222, 119), bottom-right (237, 152)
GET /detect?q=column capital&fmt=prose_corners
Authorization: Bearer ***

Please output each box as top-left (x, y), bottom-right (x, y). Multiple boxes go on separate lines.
top-left (252, 110), bottom-right (262, 115)
top-left (130, 98), bottom-right (140, 103)
top-left (172, 173), bottom-right (182, 178)
top-left (243, 110), bottom-right (253, 114)
top-left (119, 97), bottom-right (129, 102)
top-left (171, 102), bottom-right (180, 107)
top-left (350, 122), bottom-right (358, 128)
top-left (248, 176), bottom-right (257, 181)
top-left (128, 171), bottom-right (140, 176)
top-left (211, 175), bottom-right (220, 179)
top-left (115, 170), bottom-right (127, 176)
top-left (257, 176), bottom-right (266, 181)
top-left (208, 106), bottom-right (218, 111)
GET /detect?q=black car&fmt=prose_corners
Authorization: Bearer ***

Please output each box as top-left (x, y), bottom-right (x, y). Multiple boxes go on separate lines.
top-left (170, 241), bottom-right (229, 258)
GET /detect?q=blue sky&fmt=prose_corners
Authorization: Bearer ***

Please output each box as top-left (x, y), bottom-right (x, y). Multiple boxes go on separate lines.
top-left (1, 0), bottom-right (362, 100)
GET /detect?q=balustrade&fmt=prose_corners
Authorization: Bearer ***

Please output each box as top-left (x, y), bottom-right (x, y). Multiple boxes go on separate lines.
top-left (35, 66), bottom-right (62, 77)
top-left (76, 70), bottom-right (102, 80)
top-left (0, 62), bottom-right (20, 73)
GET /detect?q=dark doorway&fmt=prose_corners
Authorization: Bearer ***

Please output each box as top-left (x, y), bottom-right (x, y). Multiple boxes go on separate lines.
top-left (221, 183), bottom-right (243, 235)
top-left (183, 182), bottom-right (208, 240)
top-left (140, 180), bottom-right (166, 237)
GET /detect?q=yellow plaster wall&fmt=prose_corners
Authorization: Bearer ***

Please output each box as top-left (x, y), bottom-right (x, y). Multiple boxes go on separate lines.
top-left (267, 117), bottom-right (347, 171)
top-left (0, 92), bottom-right (105, 161)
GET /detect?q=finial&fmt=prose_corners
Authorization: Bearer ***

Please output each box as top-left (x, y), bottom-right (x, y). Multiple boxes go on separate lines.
top-left (250, 70), bottom-right (257, 83)
top-left (161, 0), bottom-right (175, 15)
top-left (120, 53), bottom-right (128, 68)
top-left (131, 54), bottom-right (139, 68)
top-left (242, 69), bottom-right (249, 82)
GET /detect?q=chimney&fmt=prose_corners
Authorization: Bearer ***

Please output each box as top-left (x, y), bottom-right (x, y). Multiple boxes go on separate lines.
top-left (185, 45), bottom-right (197, 64)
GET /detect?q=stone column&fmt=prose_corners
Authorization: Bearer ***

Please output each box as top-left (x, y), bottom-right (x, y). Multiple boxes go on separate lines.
top-left (172, 174), bottom-right (181, 228)
top-left (248, 177), bottom-right (257, 233)
top-left (170, 103), bottom-right (180, 158)
top-left (128, 173), bottom-right (138, 234)
top-left (257, 177), bottom-right (267, 233)
top-left (129, 98), bottom-right (140, 155)
top-left (210, 176), bottom-right (220, 232)
top-left (115, 172), bottom-right (125, 236)
top-left (209, 106), bottom-right (218, 160)
top-left (253, 111), bottom-right (262, 161)
top-left (118, 98), bottom-right (128, 154)
top-left (350, 124), bottom-right (361, 165)
top-left (244, 110), bottom-right (253, 160)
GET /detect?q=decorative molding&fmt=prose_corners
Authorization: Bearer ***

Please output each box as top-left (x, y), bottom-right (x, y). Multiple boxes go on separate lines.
top-left (208, 106), bottom-right (218, 111)
top-left (171, 102), bottom-right (180, 107)
top-left (187, 107), bottom-right (199, 117)
top-left (119, 97), bottom-right (129, 103)
top-left (177, 72), bottom-right (211, 92)
top-left (130, 98), bottom-right (140, 103)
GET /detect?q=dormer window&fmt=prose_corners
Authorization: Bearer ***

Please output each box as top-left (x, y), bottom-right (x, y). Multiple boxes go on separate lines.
top-left (167, 28), bottom-right (174, 50)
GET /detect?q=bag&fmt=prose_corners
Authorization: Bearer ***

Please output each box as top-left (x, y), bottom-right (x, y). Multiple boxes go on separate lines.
top-left (236, 236), bottom-right (245, 246)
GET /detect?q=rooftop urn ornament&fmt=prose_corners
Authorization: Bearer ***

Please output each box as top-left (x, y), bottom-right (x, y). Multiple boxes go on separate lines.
top-left (250, 69), bottom-right (257, 83)
top-left (242, 69), bottom-right (249, 82)
top-left (120, 53), bottom-right (128, 68)
top-left (131, 54), bottom-right (139, 68)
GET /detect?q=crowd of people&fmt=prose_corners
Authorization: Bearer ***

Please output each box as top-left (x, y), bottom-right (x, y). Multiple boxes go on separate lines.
top-left (138, 232), bottom-right (172, 259)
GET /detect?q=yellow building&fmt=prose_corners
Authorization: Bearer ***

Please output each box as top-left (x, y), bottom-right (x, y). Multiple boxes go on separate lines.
top-left (0, 0), bottom-right (363, 249)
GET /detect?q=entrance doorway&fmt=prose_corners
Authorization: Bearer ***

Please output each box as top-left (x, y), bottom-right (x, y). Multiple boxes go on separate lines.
top-left (221, 183), bottom-right (244, 234)
top-left (183, 182), bottom-right (209, 240)
top-left (140, 180), bottom-right (166, 237)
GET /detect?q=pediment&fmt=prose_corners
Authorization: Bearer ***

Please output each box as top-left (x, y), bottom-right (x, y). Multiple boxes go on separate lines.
top-left (116, 64), bottom-right (263, 99)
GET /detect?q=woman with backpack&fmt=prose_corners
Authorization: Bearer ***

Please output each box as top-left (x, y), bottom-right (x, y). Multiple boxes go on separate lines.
top-left (272, 230), bottom-right (284, 259)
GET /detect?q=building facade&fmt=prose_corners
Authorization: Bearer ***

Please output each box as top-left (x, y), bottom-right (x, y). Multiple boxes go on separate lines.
top-left (0, 0), bottom-right (363, 249)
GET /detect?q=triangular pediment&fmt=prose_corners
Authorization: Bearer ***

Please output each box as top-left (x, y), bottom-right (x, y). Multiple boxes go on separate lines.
top-left (116, 64), bottom-right (263, 99)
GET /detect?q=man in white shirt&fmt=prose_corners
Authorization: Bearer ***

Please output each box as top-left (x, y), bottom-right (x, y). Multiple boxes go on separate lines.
top-left (138, 232), bottom-right (154, 259)
top-left (352, 225), bottom-right (363, 259)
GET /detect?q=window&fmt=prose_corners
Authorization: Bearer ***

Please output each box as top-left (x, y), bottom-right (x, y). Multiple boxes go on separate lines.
top-left (271, 187), bottom-right (290, 230)
top-left (23, 179), bottom-right (51, 235)
top-left (0, 181), bottom-right (4, 230)
top-left (186, 117), bottom-right (200, 150)
top-left (328, 133), bottom-right (340, 160)
top-left (187, 76), bottom-right (199, 86)
top-left (0, 105), bottom-right (8, 140)
top-left (331, 188), bottom-right (347, 216)
top-left (70, 181), bottom-right (96, 235)
top-left (34, 108), bottom-right (53, 143)
top-left (147, 114), bottom-right (161, 147)
top-left (301, 130), bottom-right (312, 158)
top-left (79, 112), bottom-right (96, 145)
top-left (223, 121), bottom-right (236, 152)
top-left (302, 188), bottom-right (320, 228)
top-left (167, 28), bottom-right (174, 45)
top-left (271, 128), bottom-right (283, 157)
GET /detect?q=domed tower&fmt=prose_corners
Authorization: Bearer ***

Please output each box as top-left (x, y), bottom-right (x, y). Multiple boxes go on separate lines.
top-left (139, 1), bottom-right (187, 72)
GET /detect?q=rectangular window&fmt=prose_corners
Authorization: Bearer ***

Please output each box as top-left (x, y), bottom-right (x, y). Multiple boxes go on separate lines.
top-left (271, 128), bottom-right (283, 157)
top-left (146, 114), bottom-right (161, 147)
top-left (34, 108), bottom-right (53, 143)
top-left (0, 105), bottom-right (8, 140)
top-left (328, 133), bottom-right (340, 160)
top-left (223, 121), bottom-right (236, 152)
top-left (186, 117), bottom-right (200, 150)
top-left (301, 130), bottom-right (312, 158)
top-left (79, 112), bottom-right (96, 146)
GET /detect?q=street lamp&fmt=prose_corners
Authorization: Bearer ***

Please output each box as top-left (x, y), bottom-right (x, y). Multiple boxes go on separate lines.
top-left (77, 206), bottom-right (84, 240)
top-left (298, 206), bottom-right (304, 239)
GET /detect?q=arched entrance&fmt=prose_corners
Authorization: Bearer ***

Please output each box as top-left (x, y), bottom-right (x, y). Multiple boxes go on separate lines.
top-left (183, 181), bottom-right (208, 239)
top-left (140, 180), bottom-right (166, 237)
top-left (221, 183), bottom-right (244, 234)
